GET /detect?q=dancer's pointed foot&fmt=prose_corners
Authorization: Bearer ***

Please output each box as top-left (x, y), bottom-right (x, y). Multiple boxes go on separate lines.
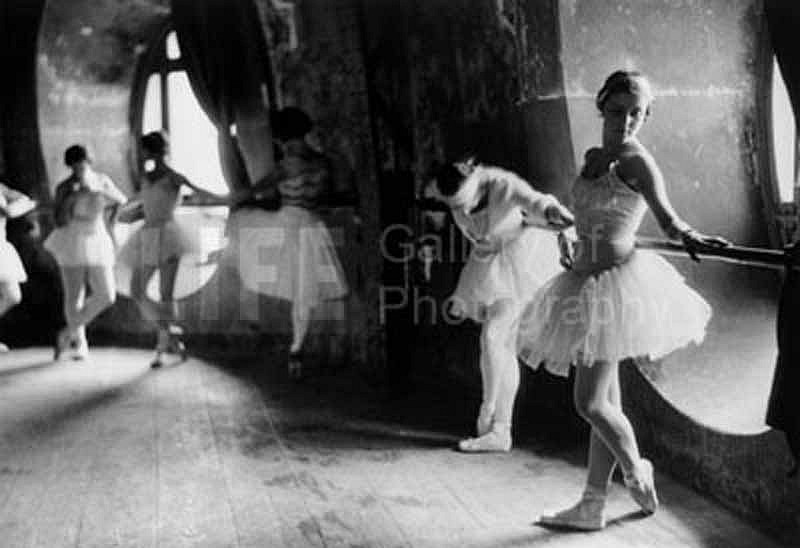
top-left (538, 495), bottom-right (607, 531)
top-left (458, 427), bottom-right (512, 453)
top-left (624, 458), bottom-right (659, 514)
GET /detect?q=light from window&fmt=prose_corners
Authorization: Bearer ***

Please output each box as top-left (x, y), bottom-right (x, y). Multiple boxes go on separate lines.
top-left (142, 74), bottom-right (162, 134)
top-left (166, 71), bottom-right (229, 196)
top-left (772, 58), bottom-right (797, 204)
top-left (166, 31), bottom-right (181, 60)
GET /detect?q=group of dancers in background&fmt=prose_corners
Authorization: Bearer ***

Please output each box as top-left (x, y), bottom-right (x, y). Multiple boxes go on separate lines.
top-left (0, 106), bottom-right (349, 372)
top-left (0, 70), bottom-right (731, 530)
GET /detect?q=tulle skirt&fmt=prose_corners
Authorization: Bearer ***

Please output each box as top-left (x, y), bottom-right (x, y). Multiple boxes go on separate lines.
top-left (449, 227), bottom-right (562, 322)
top-left (225, 206), bottom-right (348, 309)
top-left (517, 249), bottom-right (710, 377)
top-left (44, 223), bottom-right (115, 268)
top-left (117, 219), bottom-right (203, 269)
top-left (0, 240), bottom-right (26, 283)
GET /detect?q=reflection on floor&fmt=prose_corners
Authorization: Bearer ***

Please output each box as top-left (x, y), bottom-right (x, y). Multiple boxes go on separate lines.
top-left (0, 347), bottom-right (787, 547)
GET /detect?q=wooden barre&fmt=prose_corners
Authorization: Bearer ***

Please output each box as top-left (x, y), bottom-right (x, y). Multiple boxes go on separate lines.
top-left (635, 237), bottom-right (792, 271)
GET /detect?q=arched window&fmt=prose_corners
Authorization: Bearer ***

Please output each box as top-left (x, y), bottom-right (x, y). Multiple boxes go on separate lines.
top-left (771, 57), bottom-right (797, 205)
top-left (132, 26), bottom-right (228, 197)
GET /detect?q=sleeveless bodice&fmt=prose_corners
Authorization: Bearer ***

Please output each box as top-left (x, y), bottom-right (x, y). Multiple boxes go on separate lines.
top-left (277, 149), bottom-right (328, 210)
top-left (70, 188), bottom-right (108, 227)
top-left (141, 174), bottom-right (181, 225)
top-left (571, 165), bottom-right (647, 272)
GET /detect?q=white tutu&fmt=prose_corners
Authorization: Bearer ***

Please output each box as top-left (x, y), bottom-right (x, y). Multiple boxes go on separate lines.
top-left (225, 206), bottom-right (348, 308)
top-left (517, 249), bottom-right (710, 377)
top-left (0, 240), bottom-right (26, 283)
top-left (44, 223), bottom-right (115, 267)
top-left (449, 227), bottom-right (561, 321)
top-left (117, 219), bottom-right (202, 268)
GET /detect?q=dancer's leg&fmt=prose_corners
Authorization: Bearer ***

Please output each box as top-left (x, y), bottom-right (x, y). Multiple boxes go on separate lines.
top-left (157, 257), bottom-right (179, 325)
top-left (290, 302), bottom-right (312, 355)
top-left (72, 264), bottom-right (116, 328)
top-left (539, 373), bottom-right (621, 530)
top-left (459, 300), bottom-right (518, 452)
top-left (493, 304), bottom-right (522, 430)
top-left (586, 373), bottom-right (621, 490)
top-left (574, 360), bottom-right (657, 513)
top-left (130, 263), bottom-right (160, 325)
top-left (0, 281), bottom-right (22, 352)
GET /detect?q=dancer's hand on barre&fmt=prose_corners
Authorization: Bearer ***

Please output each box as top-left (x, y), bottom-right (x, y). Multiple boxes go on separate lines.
top-left (681, 229), bottom-right (731, 262)
top-left (544, 202), bottom-right (574, 230)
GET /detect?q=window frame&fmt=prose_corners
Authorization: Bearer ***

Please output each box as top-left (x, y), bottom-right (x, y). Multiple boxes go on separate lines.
top-left (128, 21), bottom-right (228, 199)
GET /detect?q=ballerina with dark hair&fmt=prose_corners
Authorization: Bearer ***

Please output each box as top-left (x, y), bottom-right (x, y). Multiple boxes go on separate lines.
top-left (45, 145), bottom-right (127, 360)
top-left (229, 107), bottom-right (349, 378)
top-left (430, 156), bottom-right (573, 452)
top-left (117, 130), bottom-right (225, 368)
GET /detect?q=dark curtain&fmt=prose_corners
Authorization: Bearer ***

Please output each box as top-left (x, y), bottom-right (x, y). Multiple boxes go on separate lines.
top-left (765, 0), bottom-right (800, 475)
top-left (768, 268), bottom-right (800, 476)
top-left (766, 1), bottom-right (800, 130)
top-left (171, 0), bottom-right (275, 191)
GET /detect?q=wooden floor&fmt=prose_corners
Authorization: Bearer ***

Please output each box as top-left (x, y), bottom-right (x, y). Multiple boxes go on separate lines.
top-left (0, 347), bottom-right (787, 548)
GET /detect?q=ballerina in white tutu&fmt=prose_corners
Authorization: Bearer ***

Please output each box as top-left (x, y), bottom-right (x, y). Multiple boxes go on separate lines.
top-left (0, 183), bottom-right (36, 352)
top-left (45, 145), bottom-right (127, 360)
top-left (518, 70), bottom-right (729, 530)
top-left (431, 158), bottom-right (573, 452)
top-left (229, 107), bottom-right (349, 378)
top-left (117, 131), bottom-right (223, 369)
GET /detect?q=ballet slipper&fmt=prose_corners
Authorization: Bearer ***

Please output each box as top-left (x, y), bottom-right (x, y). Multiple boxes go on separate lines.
top-left (538, 492), bottom-right (607, 531)
top-left (457, 426), bottom-right (512, 453)
top-left (624, 458), bottom-right (659, 514)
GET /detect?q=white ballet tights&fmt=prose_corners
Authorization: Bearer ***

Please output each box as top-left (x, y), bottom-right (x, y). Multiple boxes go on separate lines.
top-left (478, 299), bottom-right (522, 431)
top-left (59, 265), bottom-right (116, 332)
top-left (290, 303), bottom-right (311, 354)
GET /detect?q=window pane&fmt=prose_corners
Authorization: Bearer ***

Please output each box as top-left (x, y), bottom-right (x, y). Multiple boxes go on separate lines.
top-left (772, 58), bottom-right (796, 204)
top-left (167, 71), bottom-right (228, 195)
top-left (166, 31), bottom-right (181, 60)
top-left (142, 73), bottom-right (162, 134)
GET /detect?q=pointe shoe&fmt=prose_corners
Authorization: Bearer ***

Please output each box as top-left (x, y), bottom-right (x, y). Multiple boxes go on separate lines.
top-left (457, 427), bottom-right (512, 453)
top-left (150, 355), bottom-right (164, 369)
top-left (538, 496), bottom-right (607, 531)
top-left (624, 458), bottom-right (659, 514)
top-left (0, 342), bottom-right (9, 353)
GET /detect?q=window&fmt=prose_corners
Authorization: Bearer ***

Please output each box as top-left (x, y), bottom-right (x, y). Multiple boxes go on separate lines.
top-left (771, 57), bottom-right (797, 204)
top-left (136, 28), bottom-right (228, 197)
top-left (125, 26), bottom-right (229, 300)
